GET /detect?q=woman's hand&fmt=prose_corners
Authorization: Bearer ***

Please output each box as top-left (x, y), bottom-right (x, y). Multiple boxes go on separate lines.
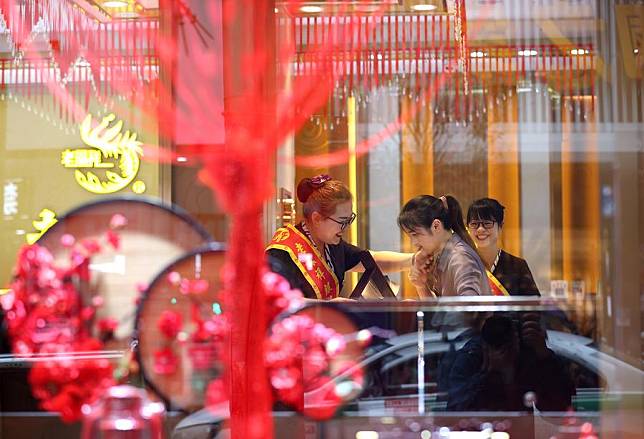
top-left (413, 251), bottom-right (433, 274)
top-left (408, 265), bottom-right (427, 287)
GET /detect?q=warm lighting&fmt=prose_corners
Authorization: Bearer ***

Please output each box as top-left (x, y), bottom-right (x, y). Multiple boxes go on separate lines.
top-left (356, 432), bottom-right (379, 439)
top-left (570, 48), bottom-right (588, 55)
top-left (634, 48), bottom-right (639, 54)
top-left (117, 11), bottom-right (140, 18)
top-left (518, 49), bottom-right (538, 56)
top-left (412, 4), bottom-right (437, 11)
top-left (470, 51), bottom-right (485, 58)
top-left (103, 0), bottom-right (128, 7)
top-left (300, 5), bottom-right (323, 13)
top-left (354, 4), bottom-right (380, 12)
top-left (176, 156), bottom-right (188, 163)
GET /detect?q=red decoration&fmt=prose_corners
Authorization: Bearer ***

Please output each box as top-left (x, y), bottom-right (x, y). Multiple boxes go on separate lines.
top-left (157, 310), bottom-right (183, 340)
top-left (153, 271), bottom-right (228, 376)
top-left (152, 347), bottom-right (179, 376)
top-left (264, 311), bottom-right (354, 420)
top-left (1, 216), bottom-right (129, 421)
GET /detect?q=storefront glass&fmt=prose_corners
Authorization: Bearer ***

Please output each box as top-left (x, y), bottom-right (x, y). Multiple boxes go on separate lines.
top-left (0, 1), bottom-right (642, 438)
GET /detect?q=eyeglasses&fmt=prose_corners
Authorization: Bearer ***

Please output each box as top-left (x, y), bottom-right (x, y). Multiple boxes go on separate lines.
top-left (326, 212), bottom-right (357, 231)
top-left (467, 220), bottom-right (496, 230)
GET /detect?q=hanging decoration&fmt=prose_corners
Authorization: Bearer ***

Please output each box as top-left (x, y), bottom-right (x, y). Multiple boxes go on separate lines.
top-left (0, 0), bottom-right (159, 123)
top-left (452, 0), bottom-right (469, 94)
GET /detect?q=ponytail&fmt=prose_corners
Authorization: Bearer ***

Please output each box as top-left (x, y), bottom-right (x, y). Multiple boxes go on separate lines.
top-left (443, 195), bottom-right (477, 250)
top-left (398, 194), bottom-right (477, 252)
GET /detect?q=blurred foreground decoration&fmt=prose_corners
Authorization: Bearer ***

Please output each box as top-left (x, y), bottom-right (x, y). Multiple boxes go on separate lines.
top-left (1, 215), bottom-right (127, 421)
top-left (1, 1), bottom-right (472, 437)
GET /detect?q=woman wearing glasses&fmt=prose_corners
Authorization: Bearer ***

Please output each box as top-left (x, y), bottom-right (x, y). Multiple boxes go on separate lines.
top-left (400, 195), bottom-right (491, 297)
top-left (267, 175), bottom-right (415, 300)
top-left (467, 198), bottom-right (540, 296)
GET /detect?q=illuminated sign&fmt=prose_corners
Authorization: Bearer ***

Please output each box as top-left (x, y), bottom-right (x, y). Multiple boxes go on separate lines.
top-left (26, 208), bottom-right (58, 244)
top-left (61, 114), bottom-right (146, 194)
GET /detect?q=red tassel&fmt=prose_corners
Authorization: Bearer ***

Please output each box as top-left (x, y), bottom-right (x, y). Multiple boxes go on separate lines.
top-left (293, 18), bottom-right (304, 76)
top-left (349, 16), bottom-right (354, 92)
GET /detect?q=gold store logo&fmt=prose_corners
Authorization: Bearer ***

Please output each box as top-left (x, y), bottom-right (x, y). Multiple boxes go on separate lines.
top-left (61, 114), bottom-right (146, 194)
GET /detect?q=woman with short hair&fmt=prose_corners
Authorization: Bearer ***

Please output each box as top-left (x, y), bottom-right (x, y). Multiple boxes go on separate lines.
top-left (466, 198), bottom-right (540, 296)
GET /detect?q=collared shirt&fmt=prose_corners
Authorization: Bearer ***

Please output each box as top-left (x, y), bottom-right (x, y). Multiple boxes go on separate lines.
top-left (427, 234), bottom-right (491, 297)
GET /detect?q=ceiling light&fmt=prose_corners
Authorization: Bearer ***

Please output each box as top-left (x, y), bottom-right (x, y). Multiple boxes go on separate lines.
top-left (412, 4), bottom-right (437, 11)
top-left (518, 49), bottom-right (538, 57)
top-left (634, 48), bottom-right (639, 54)
top-left (117, 11), bottom-right (139, 18)
top-left (176, 156), bottom-right (188, 163)
top-left (103, 1), bottom-right (129, 7)
top-left (299, 5), bottom-right (322, 13)
top-left (470, 51), bottom-right (485, 58)
top-left (570, 48), bottom-right (587, 55)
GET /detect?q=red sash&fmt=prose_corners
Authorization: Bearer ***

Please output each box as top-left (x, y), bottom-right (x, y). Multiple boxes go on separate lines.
top-left (266, 224), bottom-right (339, 300)
top-left (487, 270), bottom-right (510, 296)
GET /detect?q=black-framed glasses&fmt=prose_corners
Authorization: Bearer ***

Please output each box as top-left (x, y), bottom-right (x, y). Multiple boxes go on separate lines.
top-left (467, 220), bottom-right (496, 230)
top-left (326, 212), bottom-right (357, 230)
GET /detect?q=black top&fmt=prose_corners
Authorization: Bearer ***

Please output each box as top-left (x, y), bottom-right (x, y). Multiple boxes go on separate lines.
top-left (266, 224), bottom-right (363, 299)
top-left (493, 250), bottom-right (540, 296)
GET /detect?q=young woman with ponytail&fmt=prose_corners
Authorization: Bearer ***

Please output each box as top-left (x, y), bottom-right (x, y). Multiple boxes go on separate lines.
top-left (398, 195), bottom-right (491, 298)
top-left (267, 174), bottom-right (416, 300)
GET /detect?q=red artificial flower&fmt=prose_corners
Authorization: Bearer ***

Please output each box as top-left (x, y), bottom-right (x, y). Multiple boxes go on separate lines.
top-left (264, 313), bottom-right (349, 419)
top-left (80, 306), bottom-right (95, 322)
top-left (153, 347), bottom-right (179, 375)
top-left (68, 250), bottom-right (91, 282)
top-left (302, 346), bottom-right (329, 384)
top-left (97, 317), bottom-right (119, 333)
top-left (60, 234), bottom-right (76, 248)
top-left (179, 279), bottom-right (209, 295)
top-left (167, 271), bottom-right (182, 286)
top-left (29, 342), bottom-right (114, 422)
top-left (188, 343), bottom-right (216, 370)
top-left (81, 239), bottom-right (102, 256)
top-left (205, 378), bottom-right (229, 407)
top-left (109, 214), bottom-right (128, 229)
top-left (6, 225), bottom-right (128, 423)
top-left (263, 271), bottom-right (304, 325)
top-left (105, 229), bottom-right (120, 250)
top-left (270, 367), bottom-right (303, 410)
top-left (303, 375), bottom-right (342, 420)
top-left (157, 310), bottom-right (183, 340)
